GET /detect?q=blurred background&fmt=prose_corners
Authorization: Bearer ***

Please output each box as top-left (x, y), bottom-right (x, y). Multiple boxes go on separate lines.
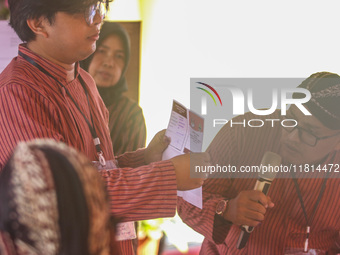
top-left (1, 0), bottom-right (340, 254)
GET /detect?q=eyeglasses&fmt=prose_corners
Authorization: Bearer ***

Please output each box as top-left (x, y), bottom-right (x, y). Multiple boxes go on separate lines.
top-left (84, 1), bottom-right (107, 25)
top-left (283, 124), bottom-right (340, 147)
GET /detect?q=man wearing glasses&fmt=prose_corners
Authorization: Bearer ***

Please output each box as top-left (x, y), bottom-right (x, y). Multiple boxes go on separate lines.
top-left (0, 0), bottom-right (209, 254)
top-left (178, 72), bottom-right (340, 254)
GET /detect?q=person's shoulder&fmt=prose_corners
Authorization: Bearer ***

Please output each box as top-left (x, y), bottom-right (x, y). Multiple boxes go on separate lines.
top-left (0, 57), bottom-right (22, 85)
top-left (0, 58), bottom-right (43, 92)
top-left (1, 55), bottom-right (43, 80)
top-left (240, 109), bottom-right (281, 120)
top-left (123, 95), bottom-right (141, 108)
top-left (0, 60), bottom-right (57, 106)
top-left (119, 95), bottom-right (144, 114)
top-left (220, 110), bottom-right (282, 142)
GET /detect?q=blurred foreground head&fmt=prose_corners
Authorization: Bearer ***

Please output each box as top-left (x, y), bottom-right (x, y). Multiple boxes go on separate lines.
top-left (0, 139), bottom-right (115, 255)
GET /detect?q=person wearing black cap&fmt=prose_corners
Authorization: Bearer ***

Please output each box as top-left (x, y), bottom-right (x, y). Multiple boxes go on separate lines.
top-left (178, 72), bottom-right (340, 254)
top-left (81, 22), bottom-right (146, 156)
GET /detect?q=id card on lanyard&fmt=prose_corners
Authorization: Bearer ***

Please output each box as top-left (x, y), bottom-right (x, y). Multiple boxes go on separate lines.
top-left (92, 159), bottom-right (137, 241)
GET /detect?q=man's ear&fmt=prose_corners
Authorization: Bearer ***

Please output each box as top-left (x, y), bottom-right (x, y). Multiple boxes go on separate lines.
top-left (26, 16), bottom-right (49, 38)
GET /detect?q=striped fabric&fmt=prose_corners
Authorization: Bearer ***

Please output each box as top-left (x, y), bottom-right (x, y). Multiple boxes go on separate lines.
top-left (0, 44), bottom-right (177, 255)
top-left (178, 111), bottom-right (340, 254)
top-left (107, 96), bottom-right (146, 155)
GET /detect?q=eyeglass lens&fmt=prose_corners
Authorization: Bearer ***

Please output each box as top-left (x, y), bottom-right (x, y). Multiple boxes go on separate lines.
top-left (284, 125), bottom-right (316, 146)
top-left (85, 2), bottom-right (106, 25)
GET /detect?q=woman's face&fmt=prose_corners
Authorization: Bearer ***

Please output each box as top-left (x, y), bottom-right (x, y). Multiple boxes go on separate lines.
top-left (88, 34), bottom-right (125, 87)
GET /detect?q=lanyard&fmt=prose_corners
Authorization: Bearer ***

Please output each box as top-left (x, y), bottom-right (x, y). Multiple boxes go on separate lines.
top-left (19, 51), bottom-right (106, 166)
top-left (291, 169), bottom-right (330, 252)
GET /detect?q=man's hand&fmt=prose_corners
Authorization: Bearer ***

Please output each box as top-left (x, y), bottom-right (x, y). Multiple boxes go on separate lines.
top-left (170, 152), bottom-right (211, 190)
top-left (223, 190), bottom-right (274, 227)
top-left (144, 129), bottom-right (170, 164)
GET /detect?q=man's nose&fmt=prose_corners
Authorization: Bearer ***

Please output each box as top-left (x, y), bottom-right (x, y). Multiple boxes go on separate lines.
top-left (93, 10), bottom-right (103, 25)
top-left (286, 127), bottom-right (300, 142)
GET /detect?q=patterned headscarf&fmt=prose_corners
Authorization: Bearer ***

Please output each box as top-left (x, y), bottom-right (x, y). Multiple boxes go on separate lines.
top-left (295, 71), bottom-right (340, 130)
top-left (0, 139), bottom-right (113, 255)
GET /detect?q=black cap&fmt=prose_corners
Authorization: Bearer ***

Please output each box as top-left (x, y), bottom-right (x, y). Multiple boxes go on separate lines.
top-left (294, 72), bottom-right (340, 130)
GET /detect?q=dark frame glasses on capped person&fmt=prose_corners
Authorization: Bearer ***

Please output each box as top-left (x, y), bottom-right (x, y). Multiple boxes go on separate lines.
top-left (283, 124), bottom-right (340, 147)
top-left (283, 108), bottom-right (340, 147)
top-left (84, 1), bottom-right (107, 25)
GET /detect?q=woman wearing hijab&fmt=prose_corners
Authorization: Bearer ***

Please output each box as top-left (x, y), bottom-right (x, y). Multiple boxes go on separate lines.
top-left (81, 22), bottom-right (146, 156)
top-left (0, 139), bottom-right (119, 255)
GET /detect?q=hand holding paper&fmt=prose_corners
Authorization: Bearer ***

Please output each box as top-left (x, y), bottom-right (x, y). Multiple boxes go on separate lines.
top-left (144, 129), bottom-right (170, 164)
top-left (162, 100), bottom-right (206, 208)
top-left (170, 152), bottom-right (210, 190)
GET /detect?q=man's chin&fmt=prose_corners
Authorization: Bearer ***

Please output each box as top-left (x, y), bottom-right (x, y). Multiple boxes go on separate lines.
top-left (79, 45), bottom-right (96, 61)
top-left (280, 146), bottom-right (304, 165)
top-left (282, 151), bottom-right (318, 166)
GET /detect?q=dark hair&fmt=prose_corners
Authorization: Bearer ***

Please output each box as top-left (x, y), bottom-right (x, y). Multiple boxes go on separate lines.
top-left (0, 161), bottom-right (15, 237)
top-left (8, 0), bottom-right (112, 42)
top-left (43, 147), bottom-right (90, 255)
top-left (0, 148), bottom-right (91, 255)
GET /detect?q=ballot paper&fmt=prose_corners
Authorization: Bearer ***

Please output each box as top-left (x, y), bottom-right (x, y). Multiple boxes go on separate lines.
top-left (162, 100), bottom-right (204, 209)
top-left (0, 20), bottom-right (22, 73)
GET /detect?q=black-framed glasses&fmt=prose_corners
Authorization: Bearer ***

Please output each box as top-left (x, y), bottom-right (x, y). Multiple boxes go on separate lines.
top-left (84, 1), bottom-right (107, 25)
top-left (283, 125), bottom-right (340, 147)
